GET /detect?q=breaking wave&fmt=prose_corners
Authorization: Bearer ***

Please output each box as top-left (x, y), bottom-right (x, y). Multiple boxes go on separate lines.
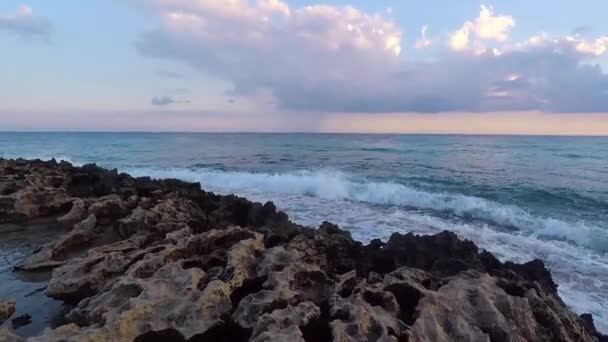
top-left (123, 167), bottom-right (608, 252)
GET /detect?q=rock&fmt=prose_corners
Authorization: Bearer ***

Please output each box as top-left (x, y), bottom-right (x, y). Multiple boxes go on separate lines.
top-left (251, 301), bottom-right (321, 342)
top-left (14, 187), bottom-right (72, 219)
top-left (116, 197), bottom-right (204, 238)
top-left (0, 328), bottom-right (25, 342)
top-left (0, 159), bottom-right (603, 342)
top-left (0, 299), bottom-right (16, 324)
top-left (46, 235), bottom-right (158, 303)
top-left (18, 214), bottom-right (98, 271)
top-left (329, 290), bottom-right (408, 342)
top-left (87, 194), bottom-right (128, 224)
top-left (11, 314), bottom-right (32, 330)
top-left (406, 271), bottom-right (592, 342)
top-left (581, 314), bottom-right (608, 342)
top-left (57, 198), bottom-right (87, 224)
top-left (43, 228), bottom-right (263, 341)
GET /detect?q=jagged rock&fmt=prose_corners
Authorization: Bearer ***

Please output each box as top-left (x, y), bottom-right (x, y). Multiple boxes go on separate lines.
top-left (41, 228), bottom-right (263, 341)
top-left (87, 194), bottom-right (128, 224)
top-left (57, 199), bottom-right (87, 224)
top-left (581, 314), bottom-right (608, 342)
top-left (11, 314), bottom-right (32, 330)
top-left (0, 159), bottom-right (604, 342)
top-left (116, 197), bottom-right (204, 238)
top-left (329, 272), bottom-right (409, 341)
top-left (18, 214), bottom-right (98, 271)
top-left (13, 187), bottom-right (72, 218)
top-left (46, 234), bottom-right (158, 303)
top-left (251, 301), bottom-right (321, 342)
top-left (0, 299), bottom-right (16, 324)
top-left (0, 328), bottom-right (25, 342)
top-left (407, 270), bottom-right (596, 342)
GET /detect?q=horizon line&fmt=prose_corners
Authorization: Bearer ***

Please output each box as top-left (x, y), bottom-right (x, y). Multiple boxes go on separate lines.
top-left (0, 130), bottom-right (607, 138)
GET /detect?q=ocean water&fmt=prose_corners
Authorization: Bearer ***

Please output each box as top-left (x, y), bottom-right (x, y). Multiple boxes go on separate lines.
top-left (1, 132), bottom-right (607, 332)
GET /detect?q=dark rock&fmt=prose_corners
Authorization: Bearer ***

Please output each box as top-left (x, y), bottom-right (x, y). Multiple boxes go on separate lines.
top-left (11, 314), bottom-right (32, 330)
top-left (505, 259), bottom-right (558, 295)
top-left (581, 314), bottom-right (608, 342)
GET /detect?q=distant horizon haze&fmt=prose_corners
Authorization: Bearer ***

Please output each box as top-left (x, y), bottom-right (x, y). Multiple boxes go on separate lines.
top-left (2, 111), bottom-right (608, 136)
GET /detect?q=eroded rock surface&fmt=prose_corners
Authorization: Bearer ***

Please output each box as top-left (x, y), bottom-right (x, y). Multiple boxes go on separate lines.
top-left (0, 158), bottom-right (605, 342)
top-left (0, 299), bottom-right (16, 325)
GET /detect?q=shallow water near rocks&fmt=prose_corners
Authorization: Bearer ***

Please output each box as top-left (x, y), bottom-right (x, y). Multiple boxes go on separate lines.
top-left (0, 222), bottom-right (71, 337)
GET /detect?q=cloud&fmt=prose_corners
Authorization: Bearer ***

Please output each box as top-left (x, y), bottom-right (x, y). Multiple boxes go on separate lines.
top-left (156, 70), bottom-right (185, 79)
top-left (474, 5), bottom-right (515, 41)
top-left (572, 36), bottom-right (608, 56)
top-left (151, 95), bottom-right (190, 106)
top-left (0, 4), bottom-right (52, 39)
top-left (134, 1), bottom-right (608, 113)
top-left (415, 25), bottom-right (432, 49)
top-left (515, 33), bottom-right (608, 57)
top-left (449, 5), bottom-right (515, 51)
top-left (448, 22), bottom-right (473, 51)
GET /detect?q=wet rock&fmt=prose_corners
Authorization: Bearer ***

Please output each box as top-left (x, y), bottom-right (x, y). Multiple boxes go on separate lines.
top-left (581, 314), bottom-right (608, 342)
top-left (11, 314), bottom-right (32, 330)
top-left (0, 299), bottom-right (16, 324)
top-left (18, 214), bottom-right (98, 271)
top-left (505, 259), bottom-right (558, 295)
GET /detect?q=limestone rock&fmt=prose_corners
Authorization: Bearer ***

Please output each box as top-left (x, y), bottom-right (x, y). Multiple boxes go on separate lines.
top-left (251, 301), bottom-right (321, 342)
top-left (0, 299), bottom-right (16, 324)
top-left (18, 214), bottom-right (98, 271)
top-left (57, 198), bottom-right (87, 225)
top-left (0, 328), bottom-right (25, 342)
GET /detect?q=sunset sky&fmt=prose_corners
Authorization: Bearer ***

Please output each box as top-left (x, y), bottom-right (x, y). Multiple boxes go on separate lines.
top-left (1, 0), bottom-right (608, 134)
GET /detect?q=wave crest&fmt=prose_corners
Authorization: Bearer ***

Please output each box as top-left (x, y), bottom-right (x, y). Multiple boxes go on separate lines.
top-left (124, 167), bottom-right (607, 252)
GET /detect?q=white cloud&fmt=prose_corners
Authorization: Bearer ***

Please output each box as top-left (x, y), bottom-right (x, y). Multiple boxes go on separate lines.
top-left (449, 5), bottom-right (514, 51)
top-left (136, 0), bottom-right (403, 108)
top-left (512, 33), bottom-right (608, 58)
top-left (134, 1), bottom-right (608, 113)
top-left (474, 5), bottom-right (515, 41)
top-left (573, 36), bottom-right (608, 56)
top-left (415, 25), bottom-right (432, 49)
top-left (0, 4), bottom-right (52, 39)
top-left (448, 22), bottom-right (473, 51)
top-left (140, 0), bottom-right (402, 55)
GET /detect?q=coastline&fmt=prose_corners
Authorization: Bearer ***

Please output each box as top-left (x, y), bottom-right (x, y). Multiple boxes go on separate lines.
top-left (0, 158), bottom-right (605, 341)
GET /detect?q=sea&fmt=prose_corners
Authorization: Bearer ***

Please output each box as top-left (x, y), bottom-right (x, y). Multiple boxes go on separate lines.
top-left (0, 132), bottom-right (607, 333)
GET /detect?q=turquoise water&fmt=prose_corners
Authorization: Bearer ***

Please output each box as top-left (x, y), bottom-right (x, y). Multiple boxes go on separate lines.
top-left (1, 132), bottom-right (607, 331)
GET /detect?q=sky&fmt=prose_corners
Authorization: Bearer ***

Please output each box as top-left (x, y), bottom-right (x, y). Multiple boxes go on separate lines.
top-left (1, 0), bottom-right (608, 134)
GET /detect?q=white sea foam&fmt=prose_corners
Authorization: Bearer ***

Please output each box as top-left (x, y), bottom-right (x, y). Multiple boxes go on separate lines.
top-left (124, 167), bottom-right (608, 252)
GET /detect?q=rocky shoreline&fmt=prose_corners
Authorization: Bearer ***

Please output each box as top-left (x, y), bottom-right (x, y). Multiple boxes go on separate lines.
top-left (0, 158), bottom-right (605, 341)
